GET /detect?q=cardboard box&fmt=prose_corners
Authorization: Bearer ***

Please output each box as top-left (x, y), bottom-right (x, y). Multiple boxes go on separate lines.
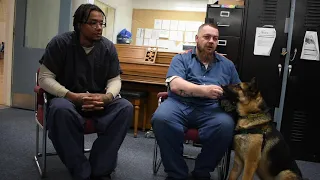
top-left (219, 0), bottom-right (244, 6)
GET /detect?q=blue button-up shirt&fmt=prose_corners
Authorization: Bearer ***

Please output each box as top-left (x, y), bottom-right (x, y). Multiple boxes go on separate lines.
top-left (166, 48), bottom-right (241, 107)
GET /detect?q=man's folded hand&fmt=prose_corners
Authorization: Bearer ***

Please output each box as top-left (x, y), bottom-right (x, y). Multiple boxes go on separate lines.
top-left (81, 93), bottom-right (113, 111)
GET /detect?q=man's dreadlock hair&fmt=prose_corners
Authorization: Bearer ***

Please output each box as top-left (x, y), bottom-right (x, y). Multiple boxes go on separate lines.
top-left (73, 4), bottom-right (106, 33)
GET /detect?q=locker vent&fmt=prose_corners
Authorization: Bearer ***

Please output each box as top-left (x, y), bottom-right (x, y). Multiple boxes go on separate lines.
top-left (290, 110), bottom-right (307, 142)
top-left (305, 0), bottom-right (320, 28)
top-left (259, 0), bottom-right (278, 26)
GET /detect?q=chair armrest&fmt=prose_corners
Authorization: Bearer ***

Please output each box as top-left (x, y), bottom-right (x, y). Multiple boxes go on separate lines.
top-left (157, 92), bottom-right (168, 99)
top-left (157, 92), bottom-right (168, 106)
top-left (34, 86), bottom-right (45, 95)
top-left (34, 86), bottom-right (47, 105)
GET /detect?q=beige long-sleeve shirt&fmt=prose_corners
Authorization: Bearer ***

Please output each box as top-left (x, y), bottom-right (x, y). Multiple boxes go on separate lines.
top-left (38, 64), bottom-right (121, 98)
top-left (38, 46), bottom-right (122, 98)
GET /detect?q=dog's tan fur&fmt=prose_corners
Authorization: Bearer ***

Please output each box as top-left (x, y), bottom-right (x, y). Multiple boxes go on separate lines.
top-left (222, 78), bottom-right (304, 180)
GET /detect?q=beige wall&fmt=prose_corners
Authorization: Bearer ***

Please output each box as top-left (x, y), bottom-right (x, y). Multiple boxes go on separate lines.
top-left (0, 0), bottom-right (7, 42)
top-left (219, 0), bottom-right (245, 5)
top-left (3, 0), bottom-right (14, 106)
top-left (0, 0), bottom-right (7, 22)
top-left (0, 0), bottom-right (7, 105)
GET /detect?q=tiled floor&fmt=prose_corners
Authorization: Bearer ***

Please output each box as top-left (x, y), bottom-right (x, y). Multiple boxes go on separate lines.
top-left (0, 59), bottom-right (4, 104)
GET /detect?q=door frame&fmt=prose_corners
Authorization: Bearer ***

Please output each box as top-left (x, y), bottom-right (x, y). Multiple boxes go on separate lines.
top-left (4, 0), bottom-right (71, 109)
top-left (3, 0), bottom-right (15, 106)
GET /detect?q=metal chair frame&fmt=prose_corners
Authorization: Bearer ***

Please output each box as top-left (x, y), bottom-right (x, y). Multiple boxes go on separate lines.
top-left (33, 72), bottom-right (92, 178)
top-left (152, 94), bottom-right (231, 180)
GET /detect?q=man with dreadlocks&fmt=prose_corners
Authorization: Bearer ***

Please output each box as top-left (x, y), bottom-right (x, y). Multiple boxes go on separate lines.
top-left (38, 4), bottom-right (133, 180)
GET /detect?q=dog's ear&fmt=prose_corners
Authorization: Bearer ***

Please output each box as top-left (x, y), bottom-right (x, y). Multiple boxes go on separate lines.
top-left (249, 77), bottom-right (258, 93)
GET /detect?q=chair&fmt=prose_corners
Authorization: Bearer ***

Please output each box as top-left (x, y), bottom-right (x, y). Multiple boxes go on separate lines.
top-left (152, 92), bottom-right (231, 180)
top-left (33, 69), bottom-right (97, 178)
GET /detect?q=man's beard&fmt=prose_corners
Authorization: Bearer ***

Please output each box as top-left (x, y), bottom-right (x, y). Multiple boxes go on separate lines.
top-left (197, 43), bottom-right (214, 61)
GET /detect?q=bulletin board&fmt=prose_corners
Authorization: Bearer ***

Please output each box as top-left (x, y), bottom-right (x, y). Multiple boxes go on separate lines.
top-left (131, 9), bottom-right (206, 49)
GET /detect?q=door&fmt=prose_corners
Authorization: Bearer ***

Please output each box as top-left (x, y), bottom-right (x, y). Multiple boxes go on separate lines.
top-left (12, 0), bottom-right (71, 109)
top-left (240, 0), bottom-right (291, 112)
top-left (280, 0), bottom-right (320, 162)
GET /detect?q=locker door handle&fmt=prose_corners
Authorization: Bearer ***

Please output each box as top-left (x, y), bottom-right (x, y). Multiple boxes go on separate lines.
top-left (217, 23), bottom-right (230, 27)
top-left (218, 40), bottom-right (227, 46)
top-left (288, 65), bottom-right (292, 76)
top-left (220, 11), bottom-right (230, 17)
top-left (278, 64), bottom-right (282, 76)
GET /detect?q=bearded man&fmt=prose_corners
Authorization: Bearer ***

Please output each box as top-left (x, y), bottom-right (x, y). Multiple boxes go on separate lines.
top-left (151, 23), bottom-right (241, 180)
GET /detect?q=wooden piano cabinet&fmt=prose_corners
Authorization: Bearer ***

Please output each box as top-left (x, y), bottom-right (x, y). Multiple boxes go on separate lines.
top-left (116, 44), bottom-right (180, 130)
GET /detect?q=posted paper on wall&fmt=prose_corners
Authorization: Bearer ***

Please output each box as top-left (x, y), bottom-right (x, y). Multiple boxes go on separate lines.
top-left (154, 19), bottom-right (162, 29)
top-left (144, 29), bottom-right (153, 39)
top-left (136, 38), bottom-right (143, 46)
top-left (253, 27), bottom-right (276, 56)
top-left (301, 31), bottom-right (319, 61)
top-left (161, 20), bottom-right (171, 30)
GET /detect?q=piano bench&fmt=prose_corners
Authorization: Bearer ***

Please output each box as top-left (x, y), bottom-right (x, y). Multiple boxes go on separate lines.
top-left (120, 90), bottom-right (148, 138)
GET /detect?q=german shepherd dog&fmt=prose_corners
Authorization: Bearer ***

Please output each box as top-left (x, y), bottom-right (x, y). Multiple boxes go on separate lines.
top-left (220, 78), bottom-right (306, 180)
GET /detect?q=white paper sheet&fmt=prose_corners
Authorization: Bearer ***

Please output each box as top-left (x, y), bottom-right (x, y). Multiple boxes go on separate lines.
top-left (185, 21), bottom-right (201, 32)
top-left (184, 32), bottom-right (195, 42)
top-left (170, 20), bottom-right (179, 30)
top-left (144, 29), bottom-right (153, 39)
top-left (152, 30), bottom-right (160, 39)
top-left (301, 31), bottom-right (320, 61)
top-left (169, 31), bottom-right (178, 41)
top-left (136, 38), bottom-right (143, 46)
top-left (143, 39), bottom-right (149, 46)
top-left (159, 30), bottom-right (170, 38)
top-left (136, 28), bottom-right (144, 38)
top-left (161, 20), bottom-right (171, 30)
top-left (154, 19), bottom-right (162, 29)
top-left (177, 31), bottom-right (184, 42)
top-left (149, 39), bottom-right (157, 46)
top-left (157, 40), bottom-right (176, 49)
top-left (253, 27), bottom-right (276, 56)
top-left (178, 21), bottom-right (186, 31)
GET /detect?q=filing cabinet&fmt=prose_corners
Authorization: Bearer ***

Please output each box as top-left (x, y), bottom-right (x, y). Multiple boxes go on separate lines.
top-left (205, 4), bottom-right (245, 69)
top-left (206, 7), bottom-right (243, 37)
top-left (216, 37), bottom-right (240, 66)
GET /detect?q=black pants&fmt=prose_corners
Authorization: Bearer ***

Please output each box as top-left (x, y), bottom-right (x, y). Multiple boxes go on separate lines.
top-left (46, 97), bottom-right (133, 180)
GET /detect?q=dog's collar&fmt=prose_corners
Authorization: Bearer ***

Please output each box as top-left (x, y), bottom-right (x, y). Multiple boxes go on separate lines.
top-left (239, 111), bottom-right (271, 120)
top-left (234, 128), bottom-right (265, 135)
top-left (233, 119), bottom-right (272, 135)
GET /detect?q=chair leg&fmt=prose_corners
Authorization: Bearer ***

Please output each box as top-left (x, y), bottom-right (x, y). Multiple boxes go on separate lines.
top-left (41, 128), bottom-right (48, 177)
top-left (217, 149), bottom-right (231, 180)
top-left (36, 123), bottom-right (40, 157)
top-left (142, 102), bottom-right (147, 132)
top-left (34, 123), bottom-right (47, 178)
top-left (34, 123), bottom-right (42, 176)
top-left (134, 105), bottom-right (139, 138)
top-left (153, 139), bottom-right (162, 174)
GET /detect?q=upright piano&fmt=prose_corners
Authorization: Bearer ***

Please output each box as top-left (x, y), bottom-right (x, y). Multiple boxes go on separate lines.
top-left (115, 44), bottom-right (182, 130)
